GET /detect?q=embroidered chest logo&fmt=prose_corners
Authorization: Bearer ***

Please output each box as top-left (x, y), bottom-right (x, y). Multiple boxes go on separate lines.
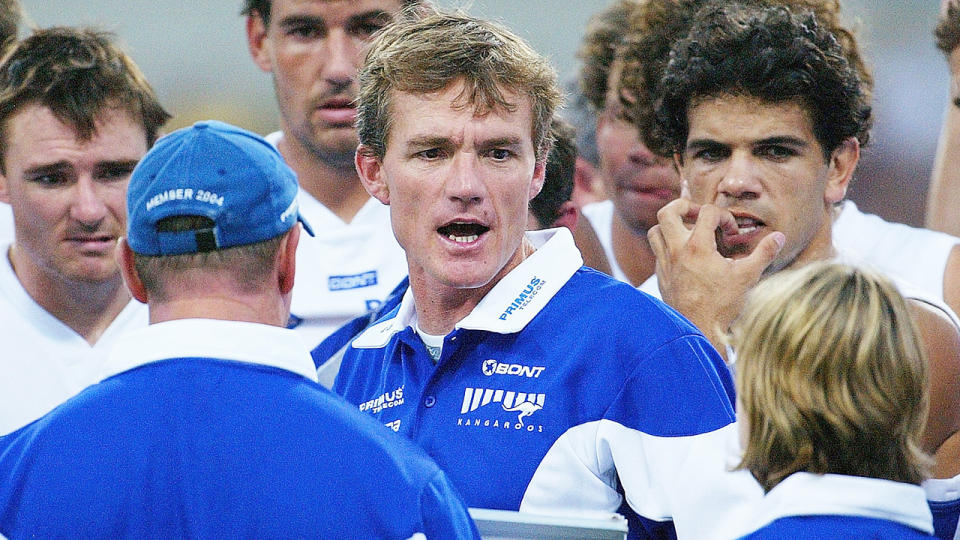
top-left (482, 359), bottom-right (545, 378)
top-left (358, 385), bottom-right (404, 414)
top-left (458, 388), bottom-right (545, 432)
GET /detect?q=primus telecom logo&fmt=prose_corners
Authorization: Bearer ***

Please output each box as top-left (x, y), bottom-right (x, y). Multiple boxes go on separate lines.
top-left (359, 385), bottom-right (404, 414)
top-left (458, 388), bottom-right (545, 432)
top-left (498, 276), bottom-right (545, 320)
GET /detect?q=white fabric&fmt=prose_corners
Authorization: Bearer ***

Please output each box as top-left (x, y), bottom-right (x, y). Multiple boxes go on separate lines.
top-left (519, 420), bottom-right (764, 540)
top-left (265, 131), bottom-right (409, 348)
top-left (352, 227), bottom-right (582, 347)
top-left (924, 473), bottom-right (960, 503)
top-left (743, 472), bottom-right (933, 536)
top-left (0, 203), bottom-right (12, 245)
top-left (581, 200), bottom-right (630, 284)
top-left (102, 318), bottom-right (317, 383)
top-left (834, 200), bottom-right (958, 303)
top-left (0, 242), bottom-right (147, 435)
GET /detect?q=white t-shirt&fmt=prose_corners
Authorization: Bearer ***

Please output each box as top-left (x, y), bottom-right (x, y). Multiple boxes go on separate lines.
top-left (581, 200), bottom-right (630, 284)
top-left (0, 203), bottom-right (13, 245)
top-left (265, 132), bottom-right (409, 349)
top-left (0, 242), bottom-right (147, 435)
top-left (834, 200), bottom-right (958, 304)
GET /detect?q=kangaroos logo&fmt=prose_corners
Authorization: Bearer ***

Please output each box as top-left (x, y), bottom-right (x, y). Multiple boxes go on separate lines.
top-left (457, 387), bottom-right (545, 432)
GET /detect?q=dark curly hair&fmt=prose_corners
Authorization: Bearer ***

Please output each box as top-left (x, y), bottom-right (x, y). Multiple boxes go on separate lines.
top-left (936, 1), bottom-right (960, 55)
top-left (652, 2), bottom-right (871, 160)
top-left (619, 0), bottom-right (872, 157)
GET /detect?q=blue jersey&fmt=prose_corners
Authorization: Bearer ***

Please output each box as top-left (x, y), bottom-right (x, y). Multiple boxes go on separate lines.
top-left (335, 229), bottom-right (755, 539)
top-left (736, 473), bottom-right (934, 539)
top-left (925, 475), bottom-right (960, 540)
top-left (0, 319), bottom-right (478, 540)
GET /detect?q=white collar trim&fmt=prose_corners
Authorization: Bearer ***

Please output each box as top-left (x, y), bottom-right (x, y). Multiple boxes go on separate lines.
top-left (352, 228), bottom-right (582, 348)
top-left (750, 472), bottom-right (933, 534)
top-left (101, 318), bottom-right (318, 383)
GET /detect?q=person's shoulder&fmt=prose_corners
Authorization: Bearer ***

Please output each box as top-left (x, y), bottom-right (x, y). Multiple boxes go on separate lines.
top-left (837, 201), bottom-right (959, 246)
top-left (558, 267), bottom-right (702, 333)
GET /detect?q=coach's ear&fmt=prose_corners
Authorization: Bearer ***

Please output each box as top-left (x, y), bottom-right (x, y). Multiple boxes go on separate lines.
top-left (356, 145), bottom-right (390, 204)
top-left (117, 238), bottom-right (148, 304)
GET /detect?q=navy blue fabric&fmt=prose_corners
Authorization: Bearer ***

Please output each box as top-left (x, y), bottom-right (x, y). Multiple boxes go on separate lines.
top-left (930, 497), bottom-right (960, 540)
top-left (739, 515), bottom-right (935, 539)
top-left (0, 358), bottom-right (478, 539)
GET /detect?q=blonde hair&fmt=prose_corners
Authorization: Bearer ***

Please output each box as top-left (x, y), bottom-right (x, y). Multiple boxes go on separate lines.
top-left (356, 8), bottom-right (563, 161)
top-left (732, 262), bottom-right (930, 491)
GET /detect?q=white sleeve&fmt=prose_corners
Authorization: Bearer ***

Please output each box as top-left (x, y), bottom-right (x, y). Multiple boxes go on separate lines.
top-left (520, 419), bottom-right (764, 539)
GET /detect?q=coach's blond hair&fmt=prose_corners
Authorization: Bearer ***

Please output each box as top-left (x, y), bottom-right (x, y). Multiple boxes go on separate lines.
top-left (732, 262), bottom-right (931, 491)
top-left (356, 9), bottom-right (562, 161)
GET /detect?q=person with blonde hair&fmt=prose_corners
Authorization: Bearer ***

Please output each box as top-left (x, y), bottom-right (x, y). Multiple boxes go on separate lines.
top-left (731, 261), bottom-right (934, 538)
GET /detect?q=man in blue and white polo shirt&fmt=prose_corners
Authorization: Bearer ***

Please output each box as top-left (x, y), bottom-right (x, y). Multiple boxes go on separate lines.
top-left (335, 10), bottom-right (760, 539)
top-left (0, 120), bottom-right (478, 539)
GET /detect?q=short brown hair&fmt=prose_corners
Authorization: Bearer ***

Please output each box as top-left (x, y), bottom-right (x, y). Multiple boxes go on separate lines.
top-left (0, 0), bottom-right (20, 53)
top-left (356, 9), bottom-right (563, 161)
top-left (0, 27), bottom-right (170, 172)
top-left (241, 0), bottom-right (423, 27)
top-left (732, 262), bottom-right (931, 492)
top-left (935, 1), bottom-right (960, 56)
top-left (133, 215), bottom-right (285, 302)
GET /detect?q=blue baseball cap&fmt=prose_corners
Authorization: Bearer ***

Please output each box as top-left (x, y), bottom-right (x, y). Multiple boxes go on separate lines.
top-left (126, 120), bottom-right (313, 255)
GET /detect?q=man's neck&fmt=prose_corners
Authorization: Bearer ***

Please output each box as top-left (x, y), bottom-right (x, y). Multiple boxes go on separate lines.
top-left (276, 133), bottom-right (371, 223)
top-left (147, 294), bottom-right (288, 328)
top-left (410, 238), bottom-right (536, 335)
top-left (611, 213), bottom-right (656, 286)
top-left (8, 247), bottom-right (130, 345)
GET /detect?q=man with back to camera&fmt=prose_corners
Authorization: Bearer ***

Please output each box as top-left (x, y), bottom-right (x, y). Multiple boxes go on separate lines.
top-left (0, 27), bottom-right (169, 434)
top-left (243, 0), bottom-right (419, 360)
top-left (641, 2), bottom-right (960, 537)
top-left (0, 119), bottom-right (480, 539)
top-left (334, 9), bottom-right (762, 539)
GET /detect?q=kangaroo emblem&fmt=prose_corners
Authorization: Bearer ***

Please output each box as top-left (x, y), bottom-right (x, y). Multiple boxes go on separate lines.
top-left (501, 401), bottom-right (543, 427)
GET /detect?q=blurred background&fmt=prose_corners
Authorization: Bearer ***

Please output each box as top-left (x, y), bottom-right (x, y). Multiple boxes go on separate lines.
top-left (19, 0), bottom-right (950, 227)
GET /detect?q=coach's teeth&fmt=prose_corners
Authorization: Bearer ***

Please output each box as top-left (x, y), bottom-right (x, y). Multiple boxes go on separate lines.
top-left (448, 234), bottom-right (479, 243)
